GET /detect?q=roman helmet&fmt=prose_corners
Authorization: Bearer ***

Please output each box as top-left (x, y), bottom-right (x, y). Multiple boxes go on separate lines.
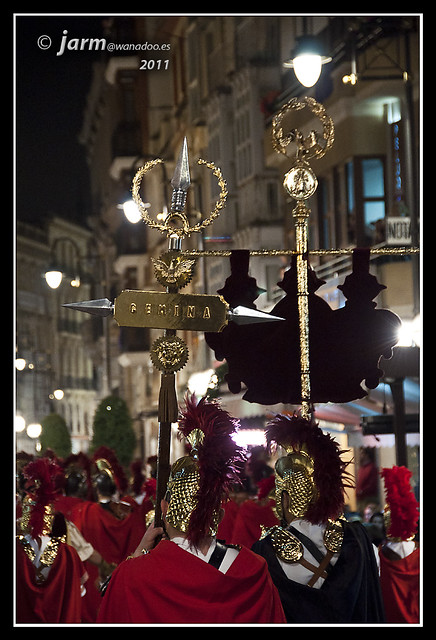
top-left (165, 393), bottom-right (245, 548)
top-left (265, 413), bottom-right (352, 525)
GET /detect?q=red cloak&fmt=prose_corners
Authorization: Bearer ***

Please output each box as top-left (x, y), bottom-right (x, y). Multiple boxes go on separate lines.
top-left (97, 539), bottom-right (286, 624)
top-left (53, 494), bottom-right (84, 521)
top-left (230, 499), bottom-right (279, 548)
top-left (16, 539), bottom-right (85, 623)
top-left (70, 501), bottom-right (144, 564)
top-left (69, 500), bottom-right (145, 623)
top-left (379, 546), bottom-right (420, 623)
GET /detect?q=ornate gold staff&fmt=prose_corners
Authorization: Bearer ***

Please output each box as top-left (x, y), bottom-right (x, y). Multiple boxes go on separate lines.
top-left (64, 138), bottom-right (284, 528)
top-left (272, 97), bottom-right (335, 419)
top-left (129, 138), bottom-right (228, 527)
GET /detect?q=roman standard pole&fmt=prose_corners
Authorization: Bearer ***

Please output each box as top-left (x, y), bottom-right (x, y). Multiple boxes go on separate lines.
top-left (272, 96), bottom-right (335, 419)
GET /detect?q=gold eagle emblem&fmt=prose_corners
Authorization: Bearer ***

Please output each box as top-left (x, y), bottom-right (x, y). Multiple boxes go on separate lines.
top-left (152, 251), bottom-right (196, 288)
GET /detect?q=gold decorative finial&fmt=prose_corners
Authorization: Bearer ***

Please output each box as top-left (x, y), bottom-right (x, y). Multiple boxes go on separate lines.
top-left (272, 97), bottom-right (335, 419)
top-left (131, 139), bottom-right (228, 239)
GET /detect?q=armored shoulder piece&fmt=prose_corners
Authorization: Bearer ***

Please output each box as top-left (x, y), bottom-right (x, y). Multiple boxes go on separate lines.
top-left (260, 525), bottom-right (303, 563)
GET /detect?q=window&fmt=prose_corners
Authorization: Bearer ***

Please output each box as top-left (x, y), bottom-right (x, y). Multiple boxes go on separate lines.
top-left (345, 156), bottom-right (386, 246)
top-left (346, 161), bottom-right (355, 244)
top-left (361, 157), bottom-right (386, 244)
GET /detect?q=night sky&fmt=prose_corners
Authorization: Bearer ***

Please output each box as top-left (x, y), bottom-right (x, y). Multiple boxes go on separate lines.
top-left (15, 14), bottom-right (108, 227)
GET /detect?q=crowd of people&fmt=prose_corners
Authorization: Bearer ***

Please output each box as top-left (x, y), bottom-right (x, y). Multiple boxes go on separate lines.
top-left (15, 396), bottom-right (420, 625)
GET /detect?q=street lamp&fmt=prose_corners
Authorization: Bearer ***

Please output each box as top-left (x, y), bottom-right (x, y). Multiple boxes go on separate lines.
top-left (283, 35), bottom-right (331, 88)
top-left (15, 415), bottom-right (26, 433)
top-left (45, 267), bottom-right (64, 289)
top-left (44, 237), bottom-right (83, 289)
top-left (118, 197), bottom-right (150, 224)
top-left (26, 423), bottom-right (42, 439)
top-left (15, 358), bottom-right (26, 371)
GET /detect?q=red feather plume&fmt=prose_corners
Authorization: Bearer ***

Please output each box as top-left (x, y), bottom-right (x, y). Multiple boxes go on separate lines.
top-left (381, 466), bottom-right (419, 540)
top-left (23, 458), bottom-right (64, 538)
top-left (177, 393), bottom-right (245, 547)
top-left (266, 413), bottom-right (353, 524)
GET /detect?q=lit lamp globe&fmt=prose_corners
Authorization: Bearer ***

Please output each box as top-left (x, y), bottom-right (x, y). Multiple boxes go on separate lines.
top-left (284, 35), bottom-right (332, 88)
top-left (15, 358), bottom-right (26, 371)
top-left (27, 423), bottom-right (42, 439)
top-left (122, 199), bottom-right (143, 224)
top-left (15, 415), bottom-right (26, 433)
top-left (45, 269), bottom-right (63, 289)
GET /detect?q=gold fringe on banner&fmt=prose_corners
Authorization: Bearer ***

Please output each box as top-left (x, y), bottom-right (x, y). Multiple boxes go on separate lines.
top-left (182, 247), bottom-right (419, 258)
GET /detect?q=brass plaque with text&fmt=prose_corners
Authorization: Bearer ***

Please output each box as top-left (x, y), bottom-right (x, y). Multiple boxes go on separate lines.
top-left (114, 290), bottom-right (229, 333)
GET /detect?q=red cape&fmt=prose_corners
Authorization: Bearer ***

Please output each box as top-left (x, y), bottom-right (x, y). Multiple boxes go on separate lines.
top-left (53, 495), bottom-right (84, 520)
top-left (97, 539), bottom-right (286, 624)
top-left (70, 500), bottom-right (145, 623)
top-left (230, 499), bottom-right (279, 548)
top-left (70, 500), bottom-right (145, 564)
top-left (16, 538), bottom-right (85, 623)
top-left (379, 546), bottom-right (420, 623)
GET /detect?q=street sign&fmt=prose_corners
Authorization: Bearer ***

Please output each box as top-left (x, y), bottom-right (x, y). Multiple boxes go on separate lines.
top-left (386, 217), bottom-right (411, 245)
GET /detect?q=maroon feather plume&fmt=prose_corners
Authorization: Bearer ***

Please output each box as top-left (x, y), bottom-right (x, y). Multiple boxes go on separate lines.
top-left (381, 466), bottom-right (419, 540)
top-left (177, 393), bottom-right (245, 547)
top-left (266, 413), bottom-right (353, 524)
top-left (23, 458), bottom-right (64, 538)
top-left (92, 446), bottom-right (128, 495)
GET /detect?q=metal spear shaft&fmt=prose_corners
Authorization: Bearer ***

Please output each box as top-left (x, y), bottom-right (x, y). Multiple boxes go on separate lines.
top-left (153, 138), bottom-right (191, 530)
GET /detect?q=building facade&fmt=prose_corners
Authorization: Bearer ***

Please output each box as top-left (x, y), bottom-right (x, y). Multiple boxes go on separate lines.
top-left (78, 15), bottom-right (420, 496)
top-left (16, 217), bottom-right (99, 454)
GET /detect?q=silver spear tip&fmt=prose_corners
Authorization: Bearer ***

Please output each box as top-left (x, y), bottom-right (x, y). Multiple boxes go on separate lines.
top-left (171, 136), bottom-right (191, 191)
top-left (62, 298), bottom-right (114, 317)
top-left (228, 306), bottom-right (285, 325)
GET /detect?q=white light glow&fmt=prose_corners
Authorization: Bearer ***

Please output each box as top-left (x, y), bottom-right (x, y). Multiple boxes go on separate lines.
top-left (188, 369), bottom-right (216, 397)
top-left (122, 199), bottom-right (143, 224)
top-left (45, 270), bottom-right (63, 289)
top-left (293, 54), bottom-right (323, 87)
top-left (396, 316), bottom-right (422, 347)
top-left (27, 423), bottom-right (42, 439)
top-left (15, 358), bottom-right (26, 371)
top-left (232, 429), bottom-right (267, 449)
top-left (15, 415), bottom-right (26, 433)
top-left (53, 389), bottom-right (64, 400)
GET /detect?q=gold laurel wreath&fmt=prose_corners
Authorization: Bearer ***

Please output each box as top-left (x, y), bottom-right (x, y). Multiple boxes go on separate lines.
top-left (131, 158), bottom-right (228, 238)
top-left (272, 96), bottom-right (335, 161)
